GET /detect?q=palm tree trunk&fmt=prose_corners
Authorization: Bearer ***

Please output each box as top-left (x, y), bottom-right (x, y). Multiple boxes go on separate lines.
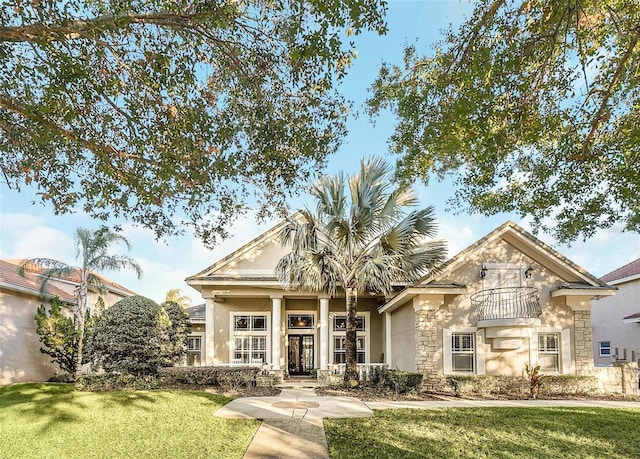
top-left (344, 286), bottom-right (359, 385)
top-left (74, 274), bottom-right (88, 378)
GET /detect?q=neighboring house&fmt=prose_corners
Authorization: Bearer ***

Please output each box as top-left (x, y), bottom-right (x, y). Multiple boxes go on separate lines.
top-left (186, 220), bottom-right (616, 387)
top-left (593, 259), bottom-right (640, 366)
top-left (0, 259), bottom-right (137, 384)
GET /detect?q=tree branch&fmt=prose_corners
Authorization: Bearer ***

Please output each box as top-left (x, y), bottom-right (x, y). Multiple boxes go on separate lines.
top-left (581, 28), bottom-right (640, 158)
top-left (0, 97), bottom-right (157, 169)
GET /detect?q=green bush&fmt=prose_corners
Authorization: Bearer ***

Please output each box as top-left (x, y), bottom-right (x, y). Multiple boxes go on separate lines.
top-left (87, 296), bottom-right (172, 375)
top-left (34, 297), bottom-right (78, 374)
top-left (76, 373), bottom-right (161, 391)
top-left (543, 375), bottom-right (599, 395)
top-left (378, 369), bottom-right (423, 394)
top-left (446, 375), bottom-right (599, 397)
top-left (159, 366), bottom-right (218, 385)
top-left (161, 301), bottom-right (191, 365)
top-left (216, 367), bottom-right (260, 390)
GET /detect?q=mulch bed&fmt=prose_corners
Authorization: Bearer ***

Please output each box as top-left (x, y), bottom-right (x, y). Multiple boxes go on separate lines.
top-left (314, 384), bottom-right (640, 402)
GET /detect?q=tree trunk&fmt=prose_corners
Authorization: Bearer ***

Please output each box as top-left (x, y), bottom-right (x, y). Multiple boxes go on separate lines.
top-left (343, 286), bottom-right (359, 386)
top-left (74, 273), bottom-right (88, 378)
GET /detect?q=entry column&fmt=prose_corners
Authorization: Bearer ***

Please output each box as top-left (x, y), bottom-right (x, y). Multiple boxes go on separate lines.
top-left (271, 296), bottom-right (283, 370)
top-left (204, 296), bottom-right (218, 366)
top-left (319, 297), bottom-right (330, 370)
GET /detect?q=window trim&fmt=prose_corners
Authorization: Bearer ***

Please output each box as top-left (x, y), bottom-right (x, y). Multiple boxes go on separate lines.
top-left (229, 311), bottom-right (270, 364)
top-left (186, 332), bottom-right (205, 366)
top-left (598, 340), bottom-right (612, 357)
top-left (443, 328), bottom-right (485, 375)
top-left (329, 311), bottom-right (370, 365)
top-left (537, 332), bottom-right (560, 373)
top-left (532, 328), bottom-right (567, 374)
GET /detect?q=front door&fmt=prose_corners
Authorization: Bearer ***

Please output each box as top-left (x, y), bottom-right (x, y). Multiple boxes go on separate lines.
top-left (288, 335), bottom-right (314, 375)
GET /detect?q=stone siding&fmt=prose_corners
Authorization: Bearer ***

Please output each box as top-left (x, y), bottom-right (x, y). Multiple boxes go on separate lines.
top-left (415, 309), bottom-right (446, 390)
top-left (574, 310), bottom-right (594, 374)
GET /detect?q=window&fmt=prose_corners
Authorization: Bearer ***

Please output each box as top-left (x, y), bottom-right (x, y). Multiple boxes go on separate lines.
top-left (333, 336), bottom-right (365, 364)
top-left (234, 315), bottom-right (266, 331)
top-left (333, 315), bottom-right (365, 331)
top-left (538, 333), bottom-right (559, 372)
top-left (187, 335), bottom-right (203, 366)
top-left (231, 313), bottom-right (269, 364)
top-left (330, 314), bottom-right (369, 364)
top-left (451, 333), bottom-right (475, 373)
top-left (599, 341), bottom-right (612, 357)
top-left (234, 336), bottom-right (267, 364)
top-left (287, 314), bottom-right (314, 329)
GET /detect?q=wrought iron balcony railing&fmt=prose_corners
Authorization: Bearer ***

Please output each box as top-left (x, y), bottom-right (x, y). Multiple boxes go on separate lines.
top-left (471, 287), bottom-right (541, 321)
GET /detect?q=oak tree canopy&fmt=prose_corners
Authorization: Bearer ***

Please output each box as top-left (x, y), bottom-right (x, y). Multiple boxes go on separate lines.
top-left (1, 0), bottom-right (387, 247)
top-left (369, 0), bottom-right (640, 242)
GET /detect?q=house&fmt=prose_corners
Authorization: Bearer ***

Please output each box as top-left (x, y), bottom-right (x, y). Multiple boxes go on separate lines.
top-left (593, 259), bottom-right (640, 366)
top-left (186, 220), bottom-right (633, 391)
top-left (0, 259), bottom-right (137, 384)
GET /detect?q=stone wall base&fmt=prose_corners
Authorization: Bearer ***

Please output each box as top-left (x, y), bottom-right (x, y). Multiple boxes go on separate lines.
top-left (589, 362), bottom-right (639, 395)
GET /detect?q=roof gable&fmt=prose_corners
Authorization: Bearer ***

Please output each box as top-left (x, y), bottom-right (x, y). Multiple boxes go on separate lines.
top-left (418, 221), bottom-right (607, 288)
top-left (186, 214), bottom-right (301, 282)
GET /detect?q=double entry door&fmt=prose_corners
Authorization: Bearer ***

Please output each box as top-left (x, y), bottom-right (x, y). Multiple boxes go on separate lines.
top-left (288, 335), bottom-right (314, 375)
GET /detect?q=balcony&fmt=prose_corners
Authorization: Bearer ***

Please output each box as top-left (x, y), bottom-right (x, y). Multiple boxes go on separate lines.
top-left (471, 287), bottom-right (541, 321)
top-left (471, 287), bottom-right (541, 349)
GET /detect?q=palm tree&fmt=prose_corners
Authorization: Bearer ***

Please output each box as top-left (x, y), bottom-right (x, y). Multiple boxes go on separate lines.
top-left (20, 227), bottom-right (142, 377)
top-left (275, 157), bottom-right (447, 384)
top-left (165, 288), bottom-right (193, 309)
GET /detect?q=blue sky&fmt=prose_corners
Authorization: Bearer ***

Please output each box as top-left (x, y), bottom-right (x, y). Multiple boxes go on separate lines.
top-left (2, 0), bottom-right (639, 306)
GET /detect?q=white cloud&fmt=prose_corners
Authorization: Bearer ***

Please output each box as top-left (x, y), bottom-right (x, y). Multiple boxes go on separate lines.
top-left (0, 214), bottom-right (75, 264)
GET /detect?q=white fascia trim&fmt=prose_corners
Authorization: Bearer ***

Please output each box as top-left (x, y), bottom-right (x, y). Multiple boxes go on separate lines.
top-left (379, 287), bottom-right (467, 314)
top-left (0, 282), bottom-right (76, 304)
top-left (607, 274), bottom-right (640, 285)
top-left (550, 288), bottom-right (616, 298)
top-left (623, 317), bottom-right (640, 324)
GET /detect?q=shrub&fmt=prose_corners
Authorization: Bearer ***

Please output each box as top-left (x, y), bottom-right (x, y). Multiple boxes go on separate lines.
top-left (161, 301), bottom-right (191, 365)
top-left (76, 373), bottom-right (161, 391)
top-left (378, 369), bottom-right (423, 394)
top-left (87, 296), bottom-right (172, 375)
top-left (216, 367), bottom-right (260, 391)
top-left (446, 374), bottom-right (599, 397)
top-left (34, 297), bottom-right (78, 374)
top-left (159, 366), bottom-right (218, 386)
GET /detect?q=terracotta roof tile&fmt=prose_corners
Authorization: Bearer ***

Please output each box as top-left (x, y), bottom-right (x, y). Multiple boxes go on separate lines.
top-left (601, 258), bottom-right (640, 283)
top-left (0, 259), bottom-right (75, 302)
top-left (4, 258), bottom-right (137, 296)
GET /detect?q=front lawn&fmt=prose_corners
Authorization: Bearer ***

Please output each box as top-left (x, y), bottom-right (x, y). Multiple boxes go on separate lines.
top-left (0, 383), bottom-right (259, 459)
top-left (325, 407), bottom-right (640, 458)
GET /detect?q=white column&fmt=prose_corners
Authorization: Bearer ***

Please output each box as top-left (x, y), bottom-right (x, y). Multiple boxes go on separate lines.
top-left (385, 311), bottom-right (392, 367)
top-left (271, 296), bottom-right (282, 370)
top-left (319, 297), bottom-right (330, 370)
top-left (204, 297), bottom-right (216, 366)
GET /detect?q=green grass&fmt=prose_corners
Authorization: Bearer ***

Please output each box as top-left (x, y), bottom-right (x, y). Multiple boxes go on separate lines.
top-left (325, 407), bottom-right (640, 458)
top-left (0, 383), bottom-right (259, 459)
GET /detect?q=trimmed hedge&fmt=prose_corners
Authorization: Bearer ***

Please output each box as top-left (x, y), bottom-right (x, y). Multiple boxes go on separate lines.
top-left (374, 369), bottom-right (423, 394)
top-left (446, 375), bottom-right (599, 397)
top-left (76, 374), bottom-right (162, 391)
top-left (76, 366), bottom-right (263, 391)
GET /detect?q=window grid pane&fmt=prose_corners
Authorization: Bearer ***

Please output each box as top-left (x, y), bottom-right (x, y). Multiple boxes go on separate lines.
top-left (538, 333), bottom-right (559, 372)
top-left (451, 332), bottom-right (475, 373)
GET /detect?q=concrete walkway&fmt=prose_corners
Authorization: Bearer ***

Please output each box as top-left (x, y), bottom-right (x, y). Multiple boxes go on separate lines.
top-left (214, 386), bottom-right (373, 459)
top-left (213, 387), bottom-right (640, 459)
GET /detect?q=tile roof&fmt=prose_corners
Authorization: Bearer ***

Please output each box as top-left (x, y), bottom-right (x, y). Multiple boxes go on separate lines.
top-left (185, 303), bottom-right (205, 321)
top-left (0, 259), bottom-right (75, 302)
top-left (601, 258), bottom-right (640, 283)
top-left (4, 258), bottom-right (137, 295)
top-left (623, 312), bottom-right (640, 321)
